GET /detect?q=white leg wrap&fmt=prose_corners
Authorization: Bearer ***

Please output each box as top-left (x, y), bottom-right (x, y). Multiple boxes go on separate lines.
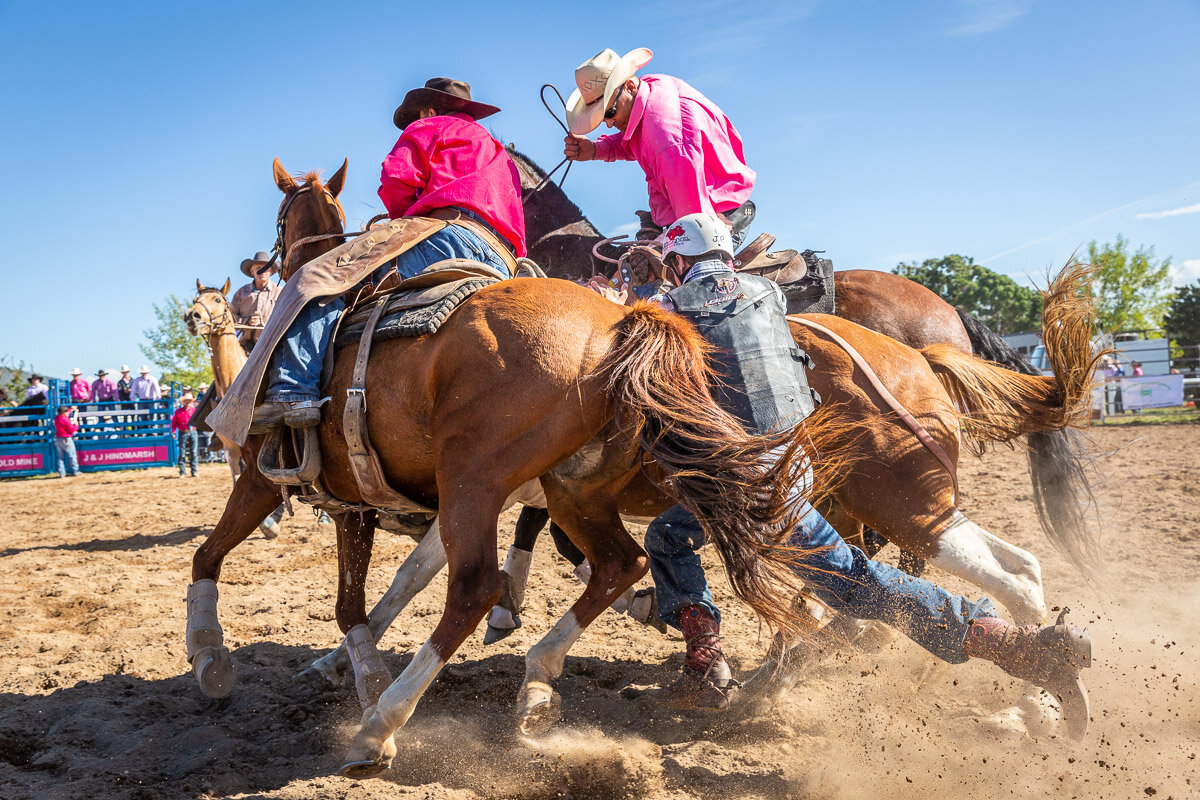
top-left (186, 579), bottom-right (222, 662)
top-left (501, 545), bottom-right (534, 613)
top-left (345, 624), bottom-right (393, 710)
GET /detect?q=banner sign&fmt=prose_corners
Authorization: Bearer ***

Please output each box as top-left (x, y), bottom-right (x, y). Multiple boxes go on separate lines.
top-left (79, 445), bottom-right (169, 467)
top-left (0, 452), bottom-right (45, 472)
top-left (1120, 374), bottom-right (1184, 410)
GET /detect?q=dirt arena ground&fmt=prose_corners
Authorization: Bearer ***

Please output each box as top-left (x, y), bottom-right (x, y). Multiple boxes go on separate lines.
top-left (1, 423), bottom-right (1197, 800)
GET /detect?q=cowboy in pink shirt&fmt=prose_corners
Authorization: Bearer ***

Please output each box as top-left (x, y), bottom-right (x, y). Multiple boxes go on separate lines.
top-left (563, 48), bottom-right (756, 240)
top-left (68, 369), bottom-right (92, 402)
top-left (91, 369), bottom-right (118, 402)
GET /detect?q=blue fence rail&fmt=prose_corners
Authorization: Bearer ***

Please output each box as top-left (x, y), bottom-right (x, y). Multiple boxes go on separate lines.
top-left (0, 379), bottom-right (179, 478)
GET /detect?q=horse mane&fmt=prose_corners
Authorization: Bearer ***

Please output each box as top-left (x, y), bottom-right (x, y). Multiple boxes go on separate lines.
top-left (505, 145), bottom-right (602, 238)
top-left (301, 169), bottom-right (325, 188)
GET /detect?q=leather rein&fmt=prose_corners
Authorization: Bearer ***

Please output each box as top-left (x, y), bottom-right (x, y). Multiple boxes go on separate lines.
top-left (265, 184), bottom-right (363, 278)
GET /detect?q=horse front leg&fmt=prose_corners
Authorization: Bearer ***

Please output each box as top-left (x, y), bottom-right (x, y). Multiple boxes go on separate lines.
top-left (340, 486), bottom-right (506, 780)
top-left (187, 460), bottom-right (282, 698)
top-left (515, 489), bottom-right (648, 737)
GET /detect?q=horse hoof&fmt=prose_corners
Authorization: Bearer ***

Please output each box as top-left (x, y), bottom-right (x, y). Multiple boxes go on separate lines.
top-left (293, 663), bottom-right (339, 692)
top-left (260, 519), bottom-right (280, 539)
top-left (483, 624), bottom-right (516, 645)
top-left (516, 681), bottom-right (561, 738)
top-left (339, 758), bottom-right (392, 780)
top-left (193, 645), bottom-right (235, 698)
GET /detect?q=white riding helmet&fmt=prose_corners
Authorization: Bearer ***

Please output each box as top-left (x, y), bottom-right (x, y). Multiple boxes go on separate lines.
top-left (660, 212), bottom-right (734, 260)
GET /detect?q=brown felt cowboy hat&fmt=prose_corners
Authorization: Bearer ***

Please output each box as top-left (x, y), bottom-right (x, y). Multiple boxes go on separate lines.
top-left (392, 77), bottom-right (500, 130)
top-left (239, 251), bottom-right (275, 278)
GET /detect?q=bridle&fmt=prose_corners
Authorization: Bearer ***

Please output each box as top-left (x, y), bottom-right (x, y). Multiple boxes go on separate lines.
top-left (266, 184), bottom-right (359, 277)
top-left (188, 288), bottom-right (237, 338)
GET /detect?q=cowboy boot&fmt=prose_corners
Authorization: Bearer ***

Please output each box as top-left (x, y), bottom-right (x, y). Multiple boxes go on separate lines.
top-left (647, 604), bottom-right (737, 711)
top-left (963, 609), bottom-right (1092, 738)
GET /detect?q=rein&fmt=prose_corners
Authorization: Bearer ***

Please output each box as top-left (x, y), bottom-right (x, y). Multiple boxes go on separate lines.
top-left (269, 184), bottom-right (362, 276)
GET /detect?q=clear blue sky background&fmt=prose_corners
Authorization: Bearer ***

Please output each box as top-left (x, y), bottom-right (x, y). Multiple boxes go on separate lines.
top-left (2, 0), bottom-right (1197, 379)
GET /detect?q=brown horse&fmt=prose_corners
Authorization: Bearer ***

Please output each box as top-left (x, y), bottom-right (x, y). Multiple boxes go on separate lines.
top-left (509, 147), bottom-right (1097, 577)
top-left (252, 163), bottom-right (1098, 775)
top-left (186, 161), bottom-right (827, 777)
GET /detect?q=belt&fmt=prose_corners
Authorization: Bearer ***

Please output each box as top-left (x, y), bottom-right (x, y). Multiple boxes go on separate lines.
top-left (429, 206), bottom-right (517, 259)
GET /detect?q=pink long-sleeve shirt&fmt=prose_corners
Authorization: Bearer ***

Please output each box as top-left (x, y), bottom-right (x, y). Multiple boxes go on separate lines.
top-left (378, 112), bottom-right (527, 256)
top-left (593, 75), bottom-right (756, 227)
top-left (91, 377), bottom-right (117, 402)
top-left (69, 378), bottom-right (92, 402)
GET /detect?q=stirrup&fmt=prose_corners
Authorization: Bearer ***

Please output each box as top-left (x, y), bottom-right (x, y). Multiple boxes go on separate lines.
top-left (258, 425), bottom-right (322, 485)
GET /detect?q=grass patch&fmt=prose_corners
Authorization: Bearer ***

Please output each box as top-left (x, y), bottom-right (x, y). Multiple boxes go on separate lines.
top-left (1095, 404), bottom-right (1200, 425)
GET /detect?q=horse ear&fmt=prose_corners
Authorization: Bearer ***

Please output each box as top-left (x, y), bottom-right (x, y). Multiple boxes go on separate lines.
top-left (221, 278), bottom-right (231, 296)
top-left (327, 158), bottom-right (348, 198)
top-left (196, 279), bottom-right (204, 294)
top-left (273, 157), bottom-right (297, 193)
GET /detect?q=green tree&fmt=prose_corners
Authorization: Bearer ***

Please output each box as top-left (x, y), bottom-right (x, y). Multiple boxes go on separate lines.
top-left (893, 254), bottom-right (1042, 334)
top-left (1085, 235), bottom-right (1172, 333)
top-left (1164, 281), bottom-right (1200, 371)
top-left (0, 355), bottom-right (36, 405)
top-left (140, 295), bottom-right (213, 389)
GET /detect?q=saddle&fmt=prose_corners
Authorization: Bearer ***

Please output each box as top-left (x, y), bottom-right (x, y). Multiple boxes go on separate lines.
top-left (258, 258), bottom-right (516, 521)
top-left (734, 236), bottom-right (835, 315)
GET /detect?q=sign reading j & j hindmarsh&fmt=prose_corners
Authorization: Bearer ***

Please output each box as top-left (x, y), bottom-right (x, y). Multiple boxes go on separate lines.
top-left (78, 446), bottom-right (169, 467)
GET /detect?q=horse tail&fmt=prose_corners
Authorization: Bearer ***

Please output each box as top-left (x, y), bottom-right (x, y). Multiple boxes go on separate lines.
top-left (954, 294), bottom-right (1100, 581)
top-left (924, 260), bottom-right (1102, 575)
top-left (595, 302), bottom-right (839, 640)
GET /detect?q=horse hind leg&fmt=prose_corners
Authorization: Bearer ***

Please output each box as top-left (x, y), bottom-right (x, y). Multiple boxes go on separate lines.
top-left (927, 511), bottom-right (1059, 736)
top-left (515, 488), bottom-right (648, 738)
top-left (187, 464), bottom-right (282, 698)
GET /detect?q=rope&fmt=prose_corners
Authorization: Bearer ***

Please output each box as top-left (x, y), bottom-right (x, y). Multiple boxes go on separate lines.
top-left (530, 83), bottom-right (573, 195)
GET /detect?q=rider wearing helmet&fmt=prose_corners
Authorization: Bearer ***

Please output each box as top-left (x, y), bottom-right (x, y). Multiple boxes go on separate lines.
top-left (594, 213), bottom-right (1093, 721)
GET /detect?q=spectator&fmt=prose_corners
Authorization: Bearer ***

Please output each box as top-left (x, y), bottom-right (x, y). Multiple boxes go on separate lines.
top-left (53, 405), bottom-right (82, 477)
top-left (131, 366), bottom-right (160, 401)
top-left (1132, 361), bottom-right (1144, 377)
top-left (92, 369), bottom-right (118, 402)
top-left (171, 392), bottom-right (199, 477)
top-left (195, 382), bottom-right (215, 462)
top-left (0, 388), bottom-right (15, 408)
top-left (231, 251), bottom-right (283, 353)
top-left (116, 366), bottom-right (134, 401)
top-left (69, 368), bottom-right (92, 403)
top-left (25, 374), bottom-right (49, 404)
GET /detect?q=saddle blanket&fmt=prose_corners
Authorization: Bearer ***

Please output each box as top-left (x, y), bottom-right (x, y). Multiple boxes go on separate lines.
top-left (335, 276), bottom-right (500, 348)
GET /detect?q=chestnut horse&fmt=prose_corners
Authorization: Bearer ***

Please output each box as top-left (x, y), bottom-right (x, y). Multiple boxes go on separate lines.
top-left (187, 162), bottom-right (834, 776)
top-left (510, 147), bottom-right (1096, 577)
top-left (245, 164), bottom-right (1097, 775)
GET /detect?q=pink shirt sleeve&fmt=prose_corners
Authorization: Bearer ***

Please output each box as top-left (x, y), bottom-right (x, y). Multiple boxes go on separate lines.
top-left (594, 134), bottom-right (635, 162)
top-left (378, 128), bottom-right (433, 218)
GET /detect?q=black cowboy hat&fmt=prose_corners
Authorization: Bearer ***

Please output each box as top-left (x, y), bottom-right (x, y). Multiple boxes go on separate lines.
top-left (239, 251), bottom-right (275, 278)
top-left (393, 77), bottom-right (500, 130)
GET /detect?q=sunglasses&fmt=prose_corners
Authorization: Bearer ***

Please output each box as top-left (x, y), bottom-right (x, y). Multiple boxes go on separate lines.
top-left (603, 86), bottom-right (625, 120)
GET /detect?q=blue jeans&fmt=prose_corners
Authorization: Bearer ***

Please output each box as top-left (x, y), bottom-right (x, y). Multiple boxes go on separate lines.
top-left (55, 437), bottom-right (80, 476)
top-left (266, 224), bottom-right (512, 402)
top-left (645, 497), bottom-right (995, 665)
top-left (177, 429), bottom-right (199, 475)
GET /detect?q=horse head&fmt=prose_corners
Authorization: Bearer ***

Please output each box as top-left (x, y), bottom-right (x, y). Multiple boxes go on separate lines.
top-left (185, 278), bottom-right (234, 337)
top-left (272, 157), bottom-right (348, 281)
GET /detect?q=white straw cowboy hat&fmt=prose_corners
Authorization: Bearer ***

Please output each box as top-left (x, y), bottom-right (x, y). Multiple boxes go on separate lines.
top-left (139, 365), bottom-right (151, 374)
top-left (392, 77), bottom-right (500, 130)
top-left (120, 365), bottom-right (130, 373)
top-left (70, 368), bottom-right (82, 376)
top-left (240, 251), bottom-right (274, 278)
top-left (565, 47), bottom-right (653, 134)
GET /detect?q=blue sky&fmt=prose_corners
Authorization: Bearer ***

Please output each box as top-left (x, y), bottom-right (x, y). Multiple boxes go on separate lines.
top-left (2, 0), bottom-right (1197, 379)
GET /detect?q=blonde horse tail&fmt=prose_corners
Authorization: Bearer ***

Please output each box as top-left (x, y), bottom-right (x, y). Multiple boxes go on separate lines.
top-left (923, 259), bottom-right (1103, 574)
top-left (595, 302), bottom-right (820, 640)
